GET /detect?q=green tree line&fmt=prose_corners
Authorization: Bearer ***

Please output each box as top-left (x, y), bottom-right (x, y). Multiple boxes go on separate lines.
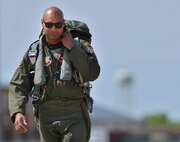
top-left (143, 113), bottom-right (180, 129)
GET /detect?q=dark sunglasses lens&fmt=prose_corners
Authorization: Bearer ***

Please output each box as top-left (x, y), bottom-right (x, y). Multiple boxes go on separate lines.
top-left (44, 22), bottom-right (63, 29)
top-left (45, 22), bottom-right (53, 28)
top-left (54, 22), bottom-right (63, 28)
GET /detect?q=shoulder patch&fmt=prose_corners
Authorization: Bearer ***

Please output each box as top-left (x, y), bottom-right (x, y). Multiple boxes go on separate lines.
top-left (83, 41), bottom-right (94, 54)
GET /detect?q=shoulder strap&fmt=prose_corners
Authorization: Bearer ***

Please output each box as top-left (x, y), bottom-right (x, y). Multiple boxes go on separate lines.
top-left (28, 40), bottom-right (39, 74)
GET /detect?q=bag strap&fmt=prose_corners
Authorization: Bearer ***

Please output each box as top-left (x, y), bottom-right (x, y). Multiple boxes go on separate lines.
top-left (28, 40), bottom-right (39, 74)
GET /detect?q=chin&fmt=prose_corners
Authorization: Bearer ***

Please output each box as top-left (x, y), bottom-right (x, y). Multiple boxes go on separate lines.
top-left (48, 36), bottom-right (60, 40)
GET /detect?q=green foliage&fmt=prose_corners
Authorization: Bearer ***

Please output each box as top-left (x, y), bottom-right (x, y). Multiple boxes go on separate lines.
top-left (169, 122), bottom-right (180, 129)
top-left (143, 113), bottom-right (169, 127)
top-left (143, 113), bottom-right (180, 131)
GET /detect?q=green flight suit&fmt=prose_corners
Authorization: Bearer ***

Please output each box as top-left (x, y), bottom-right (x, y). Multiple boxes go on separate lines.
top-left (8, 36), bottom-right (100, 142)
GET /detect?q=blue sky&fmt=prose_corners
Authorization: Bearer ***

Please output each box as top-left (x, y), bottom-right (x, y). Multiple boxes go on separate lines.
top-left (1, 0), bottom-right (180, 121)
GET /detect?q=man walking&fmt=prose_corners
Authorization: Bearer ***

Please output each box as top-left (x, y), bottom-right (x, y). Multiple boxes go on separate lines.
top-left (9, 6), bottom-right (100, 142)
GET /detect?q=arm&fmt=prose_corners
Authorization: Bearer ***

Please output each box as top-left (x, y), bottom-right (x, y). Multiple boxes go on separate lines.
top-left (68, 41), bottom-right (100, 81)
top-left (8, 50), bottom-right (34, 123)
top-left (61, 31), bottom-right (100, 81)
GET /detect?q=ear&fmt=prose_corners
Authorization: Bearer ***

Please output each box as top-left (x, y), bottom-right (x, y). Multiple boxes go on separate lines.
top-left (41, 19), bottom-right (44, 28)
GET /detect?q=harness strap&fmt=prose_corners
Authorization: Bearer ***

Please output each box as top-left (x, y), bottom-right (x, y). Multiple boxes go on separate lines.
top-left (32, 86), bottom-right (41, 103)
top-left (28, 40), bottom-right (39, 74)
top-left (28, 39), bottom-right (94, 113)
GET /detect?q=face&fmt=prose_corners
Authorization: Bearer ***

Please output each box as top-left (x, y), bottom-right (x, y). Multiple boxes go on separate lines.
top-left (41, 12), bottom-right (65, 44)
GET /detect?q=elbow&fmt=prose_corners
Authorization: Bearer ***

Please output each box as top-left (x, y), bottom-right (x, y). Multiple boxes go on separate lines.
top-left (84, 65), bottom-right (101, 81)
top-left (91, 66), bottom-right (101, 81)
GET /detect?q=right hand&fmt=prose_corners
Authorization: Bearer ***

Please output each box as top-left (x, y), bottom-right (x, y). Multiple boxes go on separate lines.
top-left (14, 113), bottom-right (28, 134)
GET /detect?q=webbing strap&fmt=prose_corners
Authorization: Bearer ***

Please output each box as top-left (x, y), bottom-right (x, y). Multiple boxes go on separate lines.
top-left (32, 86), bottom-right (41, 103)
top-left (28, 41), bottom-right (39, 74)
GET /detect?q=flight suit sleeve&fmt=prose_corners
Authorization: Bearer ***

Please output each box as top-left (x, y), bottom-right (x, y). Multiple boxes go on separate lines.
top-left (8, 50), bottom-right (34, 122)
top-left (67, 41), bottom-right (100, 81)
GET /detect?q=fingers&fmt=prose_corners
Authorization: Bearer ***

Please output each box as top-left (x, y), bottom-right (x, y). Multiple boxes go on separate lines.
top-left (61, 32), bottom-right (75, 50)
top-left (14, 113), bottom-right (28, 134)
top-left (15, 123), bottom-right (28, 134)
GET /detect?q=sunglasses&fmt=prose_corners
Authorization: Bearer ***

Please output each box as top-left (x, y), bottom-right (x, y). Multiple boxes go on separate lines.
top-left (44, 22), bottom-right (63, 29)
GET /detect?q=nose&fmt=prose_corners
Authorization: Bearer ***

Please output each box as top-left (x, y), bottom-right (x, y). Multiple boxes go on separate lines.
top-left (51, 25), bottom-right (56, 31)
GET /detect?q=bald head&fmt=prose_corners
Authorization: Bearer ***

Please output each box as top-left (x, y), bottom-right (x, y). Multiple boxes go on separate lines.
top-left (41, 7), bottom-right (65, 44)
top-left (43, 6), bottom-right (64, 20)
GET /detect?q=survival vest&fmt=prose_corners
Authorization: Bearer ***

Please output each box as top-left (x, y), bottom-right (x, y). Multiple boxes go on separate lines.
top-left (28, 20), bottom-right (94, 113)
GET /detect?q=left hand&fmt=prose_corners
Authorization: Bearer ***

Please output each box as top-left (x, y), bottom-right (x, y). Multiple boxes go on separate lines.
top-left (61, 31), bottom-right (75, 50)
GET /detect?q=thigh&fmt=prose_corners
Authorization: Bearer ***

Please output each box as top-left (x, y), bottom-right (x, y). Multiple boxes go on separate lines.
top-left (62, 119), bottom-right (88, 142)
top-left (38, 122), bottom-right (61, 142)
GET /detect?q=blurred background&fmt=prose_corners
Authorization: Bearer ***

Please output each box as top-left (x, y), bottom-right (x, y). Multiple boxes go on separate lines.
top-left (1, 0), bottom-right (180, 142)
